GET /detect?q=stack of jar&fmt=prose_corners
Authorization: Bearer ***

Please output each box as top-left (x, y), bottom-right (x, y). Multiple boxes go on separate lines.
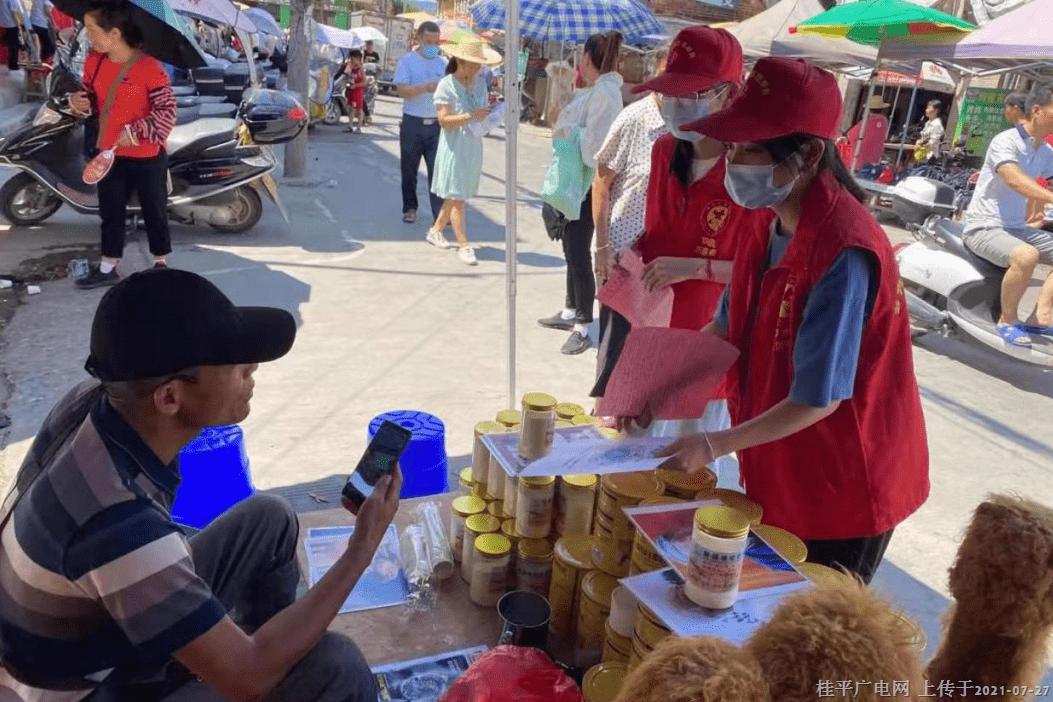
top-left (628, 605), bottom-right (672, 671)
top-left (595, 472), bottom-right (666, 568)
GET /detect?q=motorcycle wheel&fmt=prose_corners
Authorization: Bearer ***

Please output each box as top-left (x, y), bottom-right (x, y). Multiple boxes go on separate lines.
top-left (323, 101), bottom-right (341, 126)
top-left (0, 173), bottom-right (63, 225)
top-left (209, 185), bottom-right (263, 234)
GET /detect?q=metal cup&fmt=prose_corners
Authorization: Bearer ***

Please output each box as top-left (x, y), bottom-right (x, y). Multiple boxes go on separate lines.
top-left (497, 590), bottom-right (551, 649)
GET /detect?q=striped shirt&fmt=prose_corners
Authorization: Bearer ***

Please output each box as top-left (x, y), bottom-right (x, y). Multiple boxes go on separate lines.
top-left (0, 382), bottom-right (226, 701)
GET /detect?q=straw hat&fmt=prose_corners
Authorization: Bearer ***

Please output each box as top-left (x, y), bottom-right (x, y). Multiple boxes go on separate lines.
top-left (441, 39), bottom-right (502, 66)
top-left (868, 95), bottom-right (891, 110)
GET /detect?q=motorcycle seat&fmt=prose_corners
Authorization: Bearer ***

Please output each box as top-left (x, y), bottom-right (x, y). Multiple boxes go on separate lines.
top-left (172, 85), bottom-right (196, 97)
top-left (175, 104), bottom-right (201, 125)
top-left (934, 219), bottom-right (1008, 278)
top-left (176, 95), bottom-right (202, 108)
top-left (199, 103), bottom-right (238, 119)
top-left (167, 117), bottom-right (237, 155)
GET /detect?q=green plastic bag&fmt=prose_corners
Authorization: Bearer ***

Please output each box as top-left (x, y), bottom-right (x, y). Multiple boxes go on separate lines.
top-left (541, 129), bottom-right (594, 220)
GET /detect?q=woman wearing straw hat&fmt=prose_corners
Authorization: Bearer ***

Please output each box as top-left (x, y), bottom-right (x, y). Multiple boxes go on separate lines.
top-left (425, 39), bottom-right (501, 266)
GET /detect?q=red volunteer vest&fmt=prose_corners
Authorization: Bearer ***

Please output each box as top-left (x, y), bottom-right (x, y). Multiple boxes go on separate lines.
top-left (724, 170), bottom-right (929, 541)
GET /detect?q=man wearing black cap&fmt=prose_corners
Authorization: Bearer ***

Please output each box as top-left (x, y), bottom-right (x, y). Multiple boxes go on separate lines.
top-left (0, 269), bottom-right (400, 702)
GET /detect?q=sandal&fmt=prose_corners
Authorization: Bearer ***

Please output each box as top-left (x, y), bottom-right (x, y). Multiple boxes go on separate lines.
top-left (1024, 323), bottom-right (1053, 338)
top-left (997, 323), bottom-right (1033, 348)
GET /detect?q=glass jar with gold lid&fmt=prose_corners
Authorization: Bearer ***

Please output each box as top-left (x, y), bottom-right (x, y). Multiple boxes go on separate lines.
top-left (518, 393), bottom-right (557, 461)
top-left (685, 505), bottom-right (750, 609)
top-left (470, 534), bottom-right (512, 606)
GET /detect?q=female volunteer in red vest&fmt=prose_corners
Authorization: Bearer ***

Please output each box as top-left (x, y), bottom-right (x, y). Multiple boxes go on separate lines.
top-left (660, 57), bottom-right (930, 583)
top-left (70, 1), bottom-right (176, 290)
top-left (627, 28), bottom-right (757, 469)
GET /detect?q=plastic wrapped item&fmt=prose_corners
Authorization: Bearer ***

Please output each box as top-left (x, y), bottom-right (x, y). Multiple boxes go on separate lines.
top-left (418, 501), bottom-right (455, 580)
top-left (439, 645), bottom-right (583, 702)
top-left (399, 522), bottom-right (436, 611)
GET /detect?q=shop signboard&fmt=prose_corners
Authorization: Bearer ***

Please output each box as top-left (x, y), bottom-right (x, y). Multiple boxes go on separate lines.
top-left (955, 87), bottom-right (1010, 157)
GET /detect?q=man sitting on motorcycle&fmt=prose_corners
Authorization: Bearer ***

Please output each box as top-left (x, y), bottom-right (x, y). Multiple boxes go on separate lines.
top-left (963, 83), bottom-right (1053, 348)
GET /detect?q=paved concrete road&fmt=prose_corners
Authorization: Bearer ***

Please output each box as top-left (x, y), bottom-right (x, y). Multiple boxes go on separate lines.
top-left (1, 95), bottom-right (1052, 667)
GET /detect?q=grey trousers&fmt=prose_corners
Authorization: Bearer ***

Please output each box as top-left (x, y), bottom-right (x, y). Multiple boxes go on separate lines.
top-left (86, 495), bottom-right (377, 702)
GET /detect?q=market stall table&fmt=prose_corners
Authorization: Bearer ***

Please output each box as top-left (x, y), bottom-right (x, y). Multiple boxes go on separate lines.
top-left (296, 494), bottom-right (503, 666)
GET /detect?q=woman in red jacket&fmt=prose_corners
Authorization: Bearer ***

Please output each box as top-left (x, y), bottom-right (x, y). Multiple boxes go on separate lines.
top-left (70, 1), bottom-right (176, 289)
top-left (660, 57), bottom-right (930, 584)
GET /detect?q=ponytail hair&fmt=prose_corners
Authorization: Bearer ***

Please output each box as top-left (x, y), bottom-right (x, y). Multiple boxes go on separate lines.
top-left (445, 57), bottom-right (458, 75)
top-left (760, 133), bottom-right (867, 204)
top-left (583, 31), bottom-right (623, 75)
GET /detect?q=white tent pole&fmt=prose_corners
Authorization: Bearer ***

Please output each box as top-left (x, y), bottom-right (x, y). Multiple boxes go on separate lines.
top-left (850, 36), bottom-right (884, 173)
top-left (504, 0), bottom-right (520, 407)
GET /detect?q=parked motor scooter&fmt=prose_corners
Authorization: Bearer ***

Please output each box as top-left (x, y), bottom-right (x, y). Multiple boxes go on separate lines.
top-left (893, 176), bottom-right (1053, 366)
top-left (0, 62), bottom-right (306, 233)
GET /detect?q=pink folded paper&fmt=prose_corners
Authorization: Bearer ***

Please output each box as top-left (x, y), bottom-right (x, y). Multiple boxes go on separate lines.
top-left (596, 250), bottom-right (673, 328)
top-left (597, 327), bottom-right (740, 420)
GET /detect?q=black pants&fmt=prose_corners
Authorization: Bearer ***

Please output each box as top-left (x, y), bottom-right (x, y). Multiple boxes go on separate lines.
top-left (591, 304), bottom-right (631, 397)
top-left (2, 27), bottom-right (20, 70)
top-left (98, 152), bottom-right (171, 259)
top-left (542, 194), bottom-right (595, 325)
top-left (85, 495), bottom-right (377, 702)
top-left (399, 114), bottom-right (442, 220)
top-left (31, 25), bottom-right (53, 62)
top-left (804, 528), bottom-right (895, 585)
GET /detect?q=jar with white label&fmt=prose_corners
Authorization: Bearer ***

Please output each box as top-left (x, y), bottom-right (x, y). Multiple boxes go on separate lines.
top-left (470, 534), bottom-right (512, 606)
top-left (556, 474), bottom-right (597, 537)
top-left (487, 451), bottom-right (507, 505)
top-left (473, 421), bottom-right (505, 483)
top-left (504, 473), bottom-right (519, 517)
top-left (518, 393), bottom-right (557, 461)
top-left (685, 506), bottom-right (750, 609)
top-left (462, 514), bottom-right (501, 583)
top-left (450, 496), bottom-right (486, 563)
top-left (516, 476), bottom-right (555, 539)
top-left (516, 538), bottom-right (554, 596)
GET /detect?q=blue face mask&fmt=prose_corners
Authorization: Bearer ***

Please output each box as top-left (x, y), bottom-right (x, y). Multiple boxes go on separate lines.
top-left (421, 44), bottom-right (440, 59)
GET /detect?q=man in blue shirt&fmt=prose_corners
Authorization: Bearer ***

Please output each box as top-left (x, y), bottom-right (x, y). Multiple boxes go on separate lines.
top-left (393, 21), bottom-right (446, 225)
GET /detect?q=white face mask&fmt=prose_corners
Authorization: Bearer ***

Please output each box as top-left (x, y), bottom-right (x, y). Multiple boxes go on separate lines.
top-left (659, 95), bottom-right (716, 143)
top-left (723, 157), bottom-right (799, 210)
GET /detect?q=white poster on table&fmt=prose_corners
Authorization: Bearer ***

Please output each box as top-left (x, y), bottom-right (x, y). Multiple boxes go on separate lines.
top-left (481, 425), bottom-right (606, 478)
top-left (621, 568), bottom-right (808, 645)
top-left (516, 436), bottom-right (671, 477)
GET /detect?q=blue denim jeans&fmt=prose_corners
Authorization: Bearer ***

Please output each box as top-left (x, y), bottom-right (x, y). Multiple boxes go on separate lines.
top-left (399, 114), bottom-right (443, 220)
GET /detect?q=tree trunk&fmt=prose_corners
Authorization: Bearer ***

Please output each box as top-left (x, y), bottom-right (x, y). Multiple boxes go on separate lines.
top-left (284, 0), bottom-right (314, 178)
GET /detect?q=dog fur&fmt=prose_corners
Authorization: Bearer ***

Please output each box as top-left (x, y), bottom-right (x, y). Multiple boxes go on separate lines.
top-left (613, 636), bottom-right (771, 702)
top-left (747, 579), bottom-right (925, 701)
top-left (926, 494), bottom-right (1053, 700)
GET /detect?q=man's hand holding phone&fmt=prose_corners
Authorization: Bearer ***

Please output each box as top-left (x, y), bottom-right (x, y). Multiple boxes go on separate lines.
top-left (345, 465), bottom-right (402, 555)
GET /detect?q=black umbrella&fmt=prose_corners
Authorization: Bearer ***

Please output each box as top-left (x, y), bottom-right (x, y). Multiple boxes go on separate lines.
top-left (53, 0), bottom-right (207, 68)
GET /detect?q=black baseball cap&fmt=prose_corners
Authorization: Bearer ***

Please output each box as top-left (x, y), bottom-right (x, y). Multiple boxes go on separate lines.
top-left (85, 268), bottom-right (297, 382)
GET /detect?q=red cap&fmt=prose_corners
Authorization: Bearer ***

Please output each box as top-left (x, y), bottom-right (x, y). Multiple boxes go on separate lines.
top-left (632, 26), bottom-right (743, 98)
top-left (685, 57), bottom-right (843, 142)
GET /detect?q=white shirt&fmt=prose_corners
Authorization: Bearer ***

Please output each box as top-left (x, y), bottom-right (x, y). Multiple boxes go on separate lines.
top-left (553, 72), bottom-right (624, 169)
top-left (594, 95), bottom-right (665, 253)
top-left (965, 125), bottom-right (1053, 232)
top-left (393, 50), bottom-right (447, 119)
top-left (0, 0), bottom-right (22, 28)
top-left (918, 117), bottom-right (944, 158)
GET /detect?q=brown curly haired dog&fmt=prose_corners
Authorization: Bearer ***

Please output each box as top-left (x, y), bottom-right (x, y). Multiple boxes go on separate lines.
top-left (746, 580), bottom-right (926, 701)
top-left (613, 636), bottom-right (771, 702)
top-left (926, 494), bottom-right (1053, 700)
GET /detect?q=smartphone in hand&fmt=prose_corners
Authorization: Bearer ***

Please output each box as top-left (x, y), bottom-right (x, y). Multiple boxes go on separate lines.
top-left (342, 420), bottom-right (412, 510)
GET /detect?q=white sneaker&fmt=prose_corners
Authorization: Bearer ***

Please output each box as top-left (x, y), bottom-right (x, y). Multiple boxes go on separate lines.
top-left (458, 246), bottom-right (478, 266)
top-left (425, 228), bottom-right (453, 250)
